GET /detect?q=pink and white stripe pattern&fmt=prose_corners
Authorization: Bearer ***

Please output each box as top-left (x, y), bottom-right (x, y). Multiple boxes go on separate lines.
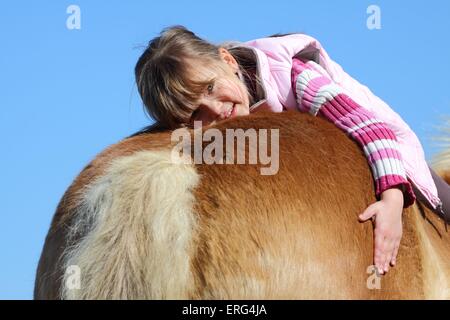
top-left (291, 58), bottom-right (415, 207)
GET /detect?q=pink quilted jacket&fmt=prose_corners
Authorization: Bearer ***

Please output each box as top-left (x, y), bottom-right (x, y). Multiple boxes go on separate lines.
top-left (239, 33), bottom-right (441, 209)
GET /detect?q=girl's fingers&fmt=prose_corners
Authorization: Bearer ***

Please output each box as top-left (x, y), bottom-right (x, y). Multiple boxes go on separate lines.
top-left (380, 238), bottom-right (390, 274)
top-left (374, 234), bottom-right (381, 273)
top-left (383, 239), bottom-right (396, 273)
top-left (390, 241), bottom-right (400, 266)
top-left (374, 232), bottom-right (387, 274)
top-left (375, 233), bottom-right (398, 275)
top-left (359, 205), bottom-right (377, 222)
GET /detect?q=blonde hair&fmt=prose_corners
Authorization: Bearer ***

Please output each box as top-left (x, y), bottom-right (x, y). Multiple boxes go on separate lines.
top-left (135, 25), bottom-right (259, 129)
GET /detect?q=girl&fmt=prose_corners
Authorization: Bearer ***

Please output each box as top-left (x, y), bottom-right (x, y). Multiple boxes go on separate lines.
top-left (134, 25), bottom-right (450, 275)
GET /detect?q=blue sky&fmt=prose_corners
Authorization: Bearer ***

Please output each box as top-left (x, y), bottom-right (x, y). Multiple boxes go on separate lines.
top-left (0, 0), bottom-right (449, 299)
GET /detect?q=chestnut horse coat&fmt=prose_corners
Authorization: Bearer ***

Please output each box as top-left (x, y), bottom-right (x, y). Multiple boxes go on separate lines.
top-left (34, 111), bottom-right (450, 299)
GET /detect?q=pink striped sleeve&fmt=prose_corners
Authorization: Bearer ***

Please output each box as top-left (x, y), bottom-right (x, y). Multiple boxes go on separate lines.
top-left (291, 58), bottom-right (415, 208)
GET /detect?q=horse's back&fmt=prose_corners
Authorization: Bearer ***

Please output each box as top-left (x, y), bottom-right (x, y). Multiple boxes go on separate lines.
top-left (34, 111), bottom-right (450, 299)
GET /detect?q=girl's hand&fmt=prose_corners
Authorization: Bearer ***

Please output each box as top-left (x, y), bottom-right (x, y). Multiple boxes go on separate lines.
top-left (358, 188), bottom-right (404, 275)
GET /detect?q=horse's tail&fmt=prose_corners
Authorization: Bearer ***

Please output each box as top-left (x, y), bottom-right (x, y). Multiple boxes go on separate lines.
top-left (431, 118), bottom-right (450, 184)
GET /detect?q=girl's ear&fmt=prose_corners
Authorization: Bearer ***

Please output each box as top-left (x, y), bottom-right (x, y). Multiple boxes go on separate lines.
top-left (218, 47), bottom-right (239, 72)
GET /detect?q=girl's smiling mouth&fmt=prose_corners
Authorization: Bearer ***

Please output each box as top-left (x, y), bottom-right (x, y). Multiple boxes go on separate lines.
top-left (231, 104), bottom-right (237, 117)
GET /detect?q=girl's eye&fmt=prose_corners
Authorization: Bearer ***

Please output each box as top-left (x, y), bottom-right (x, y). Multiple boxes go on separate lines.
top-left (207, 83), bottom-right (214, 94)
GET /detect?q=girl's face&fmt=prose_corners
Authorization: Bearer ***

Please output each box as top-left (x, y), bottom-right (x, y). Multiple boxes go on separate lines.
top-left (187, 49), bottom-right (250, 126)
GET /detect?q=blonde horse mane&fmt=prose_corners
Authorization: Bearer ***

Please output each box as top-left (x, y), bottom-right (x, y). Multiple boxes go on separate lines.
top-left (431, 117), bottom-right (450, 184)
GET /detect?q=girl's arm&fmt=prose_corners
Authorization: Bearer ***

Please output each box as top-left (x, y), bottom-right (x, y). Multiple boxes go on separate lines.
top-left (291, 57), bottom-right (415, 274)
top-left (291, 58), bottom-right (415, 208)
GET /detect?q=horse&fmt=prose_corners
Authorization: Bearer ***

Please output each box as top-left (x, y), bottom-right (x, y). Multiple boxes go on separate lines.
top-left (34, 111), bottom-right (450, 299)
